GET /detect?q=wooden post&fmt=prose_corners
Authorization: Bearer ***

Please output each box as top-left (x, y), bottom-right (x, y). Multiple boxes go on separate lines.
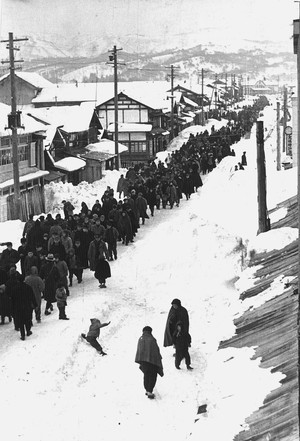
top-left (276, 101), bottom-right (281, 171)
top-left (282, 86), bottom-right (287, 153)
top-left (256, 121), bottom-right (268, 234)
top-left (201, 68), bottom-right (204, 126)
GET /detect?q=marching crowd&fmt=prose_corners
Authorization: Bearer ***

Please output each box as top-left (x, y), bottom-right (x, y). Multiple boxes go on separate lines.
top-left (0, 98), bottom-right (265, 397)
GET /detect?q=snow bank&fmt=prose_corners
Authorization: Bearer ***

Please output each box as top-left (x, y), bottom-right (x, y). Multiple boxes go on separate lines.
top-left (246, 227), bottom-right (298, 256)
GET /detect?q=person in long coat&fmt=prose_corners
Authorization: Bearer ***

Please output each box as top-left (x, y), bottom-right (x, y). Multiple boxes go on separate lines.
top-left (39, 254), bottom-right (60, 315)
top-left (0, 284), bottom-right (12, 324)
top-left (7, 268), bottom-right (37, 340)
top-left (94, 237), bottom-right (111, 288)
top-left (163, 298), bottom-right (190, 347)
top-left (118, 211), bottom-right (133, 245)
top-left (135, 326), bottom-right (164, 399)
top-left (135, 192), bottom-right (149, 225)
top-left (24, 266), bottom-right (44, 323)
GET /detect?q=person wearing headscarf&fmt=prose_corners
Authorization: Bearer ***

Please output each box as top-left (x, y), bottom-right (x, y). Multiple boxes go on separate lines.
top-left (135, 326), bottom-right (164, 399)
top-left (163, 298), bottom-right (189, 347)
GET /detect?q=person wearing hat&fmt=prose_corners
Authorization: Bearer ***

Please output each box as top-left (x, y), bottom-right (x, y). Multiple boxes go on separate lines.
top-left (172, 321), bottom-right (193, 370)
top-left (40, 254), bottom-right (60, 315)
top-left (135, 326), bottom-right (164, 399)
top-left (163, 299), bottom-right (190, 348)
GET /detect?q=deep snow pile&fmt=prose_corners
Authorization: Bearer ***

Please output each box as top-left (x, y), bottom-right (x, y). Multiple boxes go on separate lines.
top-left (0, 103), bottom-right (297, 441)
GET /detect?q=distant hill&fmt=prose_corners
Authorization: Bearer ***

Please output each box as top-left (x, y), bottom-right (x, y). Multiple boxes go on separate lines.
top-left (13, 41), bottom-right (296, 86)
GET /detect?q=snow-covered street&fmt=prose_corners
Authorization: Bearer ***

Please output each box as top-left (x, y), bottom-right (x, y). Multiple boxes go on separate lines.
top-left (0, 101), bottom-right (295, 441)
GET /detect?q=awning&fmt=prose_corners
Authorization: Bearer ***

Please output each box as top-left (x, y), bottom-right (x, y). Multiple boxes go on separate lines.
top-left (44, 170), bottom-right (66, 183)
top-left (150, 127), bottom-right (170, 136)
top-left (54, 156), bottom-right (86, 172)
top-left (182, 96), bottom-right (199, 107)
top-left (85, 139), bottom-right (128, 154)
top-left (80, 151), bottom-right (116, 162)
top-left (0, 169), bottom-right (49, 190)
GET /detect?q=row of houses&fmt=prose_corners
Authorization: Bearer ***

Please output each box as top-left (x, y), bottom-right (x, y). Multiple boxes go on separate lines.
top-left (0, 71), bottom-right (257, 221)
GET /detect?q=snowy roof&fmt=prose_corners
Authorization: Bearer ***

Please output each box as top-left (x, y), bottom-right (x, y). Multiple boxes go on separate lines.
top-left (54, 156), bottom-right (86, 172)
top-left (0, 103), bottom-right (47, 137)
top-left (26, 102), bottom-right (97, 133)
top-left (0, 169), bottom-right (49, 189)
top-left (182, 96), bottom-right (199, 107)
top-left (0, 72), bottom-right (52, 89)
top-left (85, 139), bottom-right (128, 154)
top-left (32, 81), bottom-right (170, 110)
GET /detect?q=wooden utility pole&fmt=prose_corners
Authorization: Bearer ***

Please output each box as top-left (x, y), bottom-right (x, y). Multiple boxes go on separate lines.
top-left (1, 32), bottom-right (28, 220)
top-left (256, 121), bottom-right (268, 234)
top-left (276, 101), bottom-right (281, 171)
top-left (166, 64), bottom-right (179, 140)
top-left (282, 86), bottom-right (288, 153)
top-left (108, 45), bottom-right (124, 170)
top-left (201, 68), bottom-right (204, 125)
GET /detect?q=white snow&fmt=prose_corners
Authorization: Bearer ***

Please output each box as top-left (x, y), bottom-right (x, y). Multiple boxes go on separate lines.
top-left (0, 96), bottom-right (296, 441)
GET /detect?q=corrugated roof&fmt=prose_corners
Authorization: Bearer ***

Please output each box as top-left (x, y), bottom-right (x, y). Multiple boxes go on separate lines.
top-left (219, 198), bottom-right (299, 440)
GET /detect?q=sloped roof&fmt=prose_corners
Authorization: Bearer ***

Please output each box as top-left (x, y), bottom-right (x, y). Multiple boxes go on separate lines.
top-left (0, 103), bottom-right (47, 136)
top-left (32, 81), bottom-right (170, 110)
top-left (54, 156), bottom-right (86, 172)
top-left (0, 72), bottom-right (52, 89)
top-left (85, 139), bottom-right (128, 154)
top-left (219, 197), bottom-right (299, 441)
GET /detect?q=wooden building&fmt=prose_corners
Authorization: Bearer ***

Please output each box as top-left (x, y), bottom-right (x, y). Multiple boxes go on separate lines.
top-left (97, 92), bottom-right (170, 166)
top-left (0, 104), bottom-right (48, 221)
top-left (0, 72), bottom-right (52, 106)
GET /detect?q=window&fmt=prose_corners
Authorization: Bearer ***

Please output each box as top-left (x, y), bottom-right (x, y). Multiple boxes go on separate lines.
top-left (29, 142), bottom-right (36, 166)
top-left (0, 137), bottom-right (10, 147)
top-left (118, 133), bottom-right (130, 141)
top-left (131, 132), bottom-right (146, 141)
top-left (131, 142), bottom-right (147, 153)
top-left (0, 148), bottom-right (12, 165)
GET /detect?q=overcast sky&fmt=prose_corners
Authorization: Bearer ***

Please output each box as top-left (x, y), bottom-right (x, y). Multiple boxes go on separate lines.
top-left (0, 0), bottom-right (297, 53)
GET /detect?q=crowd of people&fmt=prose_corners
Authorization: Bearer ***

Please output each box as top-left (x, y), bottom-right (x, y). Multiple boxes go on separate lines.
top-left (0, 98), bottom-right (266, 395)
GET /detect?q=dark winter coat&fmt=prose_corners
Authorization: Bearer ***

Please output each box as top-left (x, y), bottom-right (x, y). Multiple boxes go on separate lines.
top-left (24, 255), bottom-right (39, 276)
top-left (55, 286), bottom-right (67, 308)
top-left (135, 330), bottom-right (164, 377)
top-left (87, 239), bottom-right (101, 271)
top-left (172, 321), bottom-right (191, 351)
top-left (7, 275), bottom-right (37, 324)
top-left (1, 248), bottom-right (20, 272)
top-left (135, 195), bottom-right (149, 219)
top-left (163, 305), bottom-right (189, 347)
top-left (0, 285), bottom-right (12, 318)
top-left (40, 261), bottom-right (60, 303)
top-left (24, 268), bottom-right (44, 306)
top-left (49, 241), bottom-right (66, 261)
top-left (55, 260), bottom-right (69, 287)
top-left (118, 212), bottom-right (133, 240)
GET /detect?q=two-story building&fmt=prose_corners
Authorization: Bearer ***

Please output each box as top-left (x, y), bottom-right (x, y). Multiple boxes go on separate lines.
top-left (0, 103), bottom-right (48, 221)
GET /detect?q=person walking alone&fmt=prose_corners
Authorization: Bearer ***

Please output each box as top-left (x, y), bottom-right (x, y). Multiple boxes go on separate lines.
top-left (135, 326), bottom-right (164, 399)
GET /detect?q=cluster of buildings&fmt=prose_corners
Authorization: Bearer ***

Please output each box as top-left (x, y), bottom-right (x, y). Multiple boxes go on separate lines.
top-left (0, 70), bottom-right (274, 221)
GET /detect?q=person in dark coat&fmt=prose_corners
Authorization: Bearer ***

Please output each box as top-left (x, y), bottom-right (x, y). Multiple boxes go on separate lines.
top-left (73, 239), bottom-right (85, 282)
top-left (62, 200), bottom-right (75, 219)
top-left (241, 151), bottom-right (247, 166)
top-left (81, 318), bottom-right (110, 355)
top-left (0, 242), bottom-right (20, 273)
top-left (17, 237), bottom-right (28, 276)
top-left (7, 267), bottom-right (37, 340)
top-left (104, 222), bottom-right (119, 261)
top-left (135, 192), bottom-right (149, 225)
top-left (172, 321), bottom-right (193, 370)
top-left (49, 235), bottom-right (66, 261)
top-left (39, 254), bottom-right (60, 315)
top-left (117, 174), bottom-right (125, 199)
top-left (25, 266), bottom-right (44, 323)
top-left (22, 213), bottom-right (35, 238)
top-left (26, 220), bottom-right (44, 251)
top-left (135, 326), bottom-right (164, 399)
top-left (118, 210), bottom-right (133, 245)
top-left (0, 284), bottom-right (12, 324)
top-left (24, 250), bottom-right (39, 276)
top-left (91, 200), bottom-right (102, 217)
top-left (163, 298), bottom-right (190, 347)
top-left (94, 237), bottom-right (111, 288)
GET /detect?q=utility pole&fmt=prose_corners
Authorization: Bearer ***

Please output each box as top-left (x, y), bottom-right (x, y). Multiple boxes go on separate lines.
top-left (276, 101), bottom-right (281, 171)
top-left (108, 45), bottom-right (124, 170)
top-left (282, 86), bottom-right (288, 153)
top-left (1, 32), bottom-right (27, 220)
top-left (201, 68), bottom-right (204, 125)
top-left (256, 121), bottom-right (268, 234)
top-left (293, 9), bottom-right (300, 439)
top-left (166, 64), bottom-right (179, 140)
